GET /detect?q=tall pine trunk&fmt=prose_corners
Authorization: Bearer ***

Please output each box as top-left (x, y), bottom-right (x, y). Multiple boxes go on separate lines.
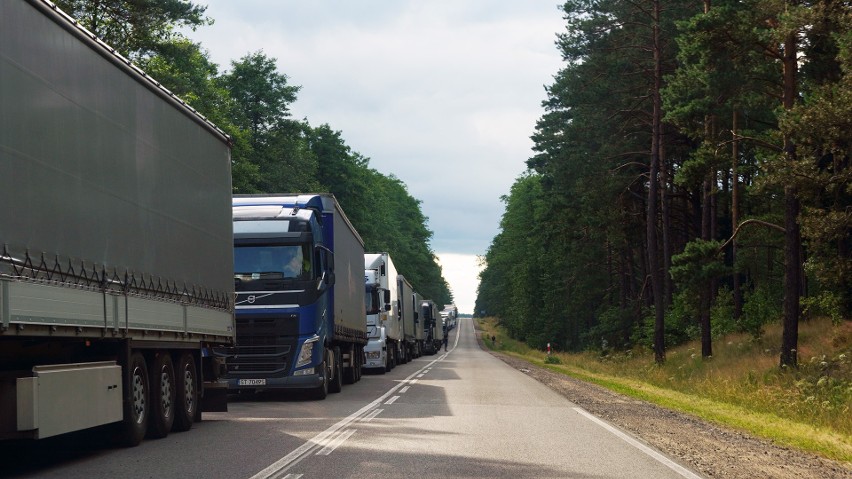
top-left (649, 0), bottom-right (666, 364)
top-left (732, 110), bottom-right (743, 320)
top-left (780, 31), bottom-right (801, 368)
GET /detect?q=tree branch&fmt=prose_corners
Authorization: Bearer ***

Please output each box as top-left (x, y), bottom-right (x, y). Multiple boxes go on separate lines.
top-left (718, 219), bottom-right (785, 253)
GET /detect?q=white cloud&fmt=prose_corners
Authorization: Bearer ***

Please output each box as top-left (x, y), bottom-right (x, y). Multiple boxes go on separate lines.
top-left (436, 253), bottom-right (485, 315)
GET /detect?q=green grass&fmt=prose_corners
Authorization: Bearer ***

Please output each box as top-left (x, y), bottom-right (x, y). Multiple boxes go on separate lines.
top-left (475, 317), bottom-right (852, 463)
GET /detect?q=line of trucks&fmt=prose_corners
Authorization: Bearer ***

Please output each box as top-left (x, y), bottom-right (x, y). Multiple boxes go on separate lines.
top-left (0, 0), bottom-right (456, 447)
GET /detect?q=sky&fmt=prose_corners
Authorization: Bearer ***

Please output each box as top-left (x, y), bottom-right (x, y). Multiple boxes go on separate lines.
top-left (184, 1), bottom-right (566, 314)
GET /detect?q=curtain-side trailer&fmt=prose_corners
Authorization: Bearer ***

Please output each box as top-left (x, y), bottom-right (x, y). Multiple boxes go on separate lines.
top-left (0, 0), bottom-right (235, 446)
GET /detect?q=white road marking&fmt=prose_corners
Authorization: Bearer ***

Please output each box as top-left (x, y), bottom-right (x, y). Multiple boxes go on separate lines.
top-left (315, 429), bottom-right (356, 456)
top-left (573, 408), bottom-right (704, 479)
top-left (417, 373), bottom-right (425, 378)
top-left (400, 386), bottom-right (410, 393)
top-left (385, 395), bottom-right (400, 405)
top-left (248, 353), bottom-right (448, 479)
top-left (360, 409), bottom-right (383, 422)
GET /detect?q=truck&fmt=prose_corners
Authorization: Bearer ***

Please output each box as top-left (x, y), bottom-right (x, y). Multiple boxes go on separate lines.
top-left (420, 300), bottom-right (443, 355)
top-left (364, 253), bottom-right (402, 372)
top-left (0, 0), bottom-right (235, 446)
top-left (397, 275), bottom-right (416, 363)
top-left (220, 194), bottom-right (367, 399)
top-left (412, 291), bottom-right (425, 357)
top-left (442, 304), bottom-right (459, 330)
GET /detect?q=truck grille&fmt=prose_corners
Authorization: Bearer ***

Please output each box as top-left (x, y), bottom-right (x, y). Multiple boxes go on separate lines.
top-left (226, 314), bottom-right (300, 377)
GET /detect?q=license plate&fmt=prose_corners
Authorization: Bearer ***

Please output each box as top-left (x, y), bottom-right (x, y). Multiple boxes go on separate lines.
top-left (238, 379), bottom-right (266, 386)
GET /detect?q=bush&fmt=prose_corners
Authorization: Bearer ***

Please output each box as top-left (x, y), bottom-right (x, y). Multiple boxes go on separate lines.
top-left (741, 285), bottom-right (781, 338)
top-left (544, 355), bottom-right (562, 364)
top-left (711, 286), bottom-right (737, 338)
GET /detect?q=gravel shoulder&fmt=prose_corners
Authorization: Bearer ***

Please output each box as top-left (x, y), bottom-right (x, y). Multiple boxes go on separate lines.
top-left (478, 337), bottom-right (852, 478)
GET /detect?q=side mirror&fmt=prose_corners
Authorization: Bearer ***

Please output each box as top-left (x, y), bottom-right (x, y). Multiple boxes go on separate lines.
top-left (383, 290), bottom-right (391, 304)
top-left (384, 303), bottom-right (391, 312)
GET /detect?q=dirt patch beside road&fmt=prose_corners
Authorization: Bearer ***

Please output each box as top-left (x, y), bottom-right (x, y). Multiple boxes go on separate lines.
top-left (484, 346), bottom-right (851, 478)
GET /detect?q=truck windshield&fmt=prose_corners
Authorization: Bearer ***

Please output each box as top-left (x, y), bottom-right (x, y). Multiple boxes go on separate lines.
top-left (234, 243), bottom-right (312, 280)
top-left (365, 286), bottom-right (381, 315)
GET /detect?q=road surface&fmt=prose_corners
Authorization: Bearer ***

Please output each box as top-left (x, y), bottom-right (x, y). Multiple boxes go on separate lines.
top-left (2, 318), bottom-right (703, 479)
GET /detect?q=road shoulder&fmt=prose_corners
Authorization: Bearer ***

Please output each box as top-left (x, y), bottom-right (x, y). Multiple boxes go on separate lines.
top-left (482, 344), bottom-right (851, 479)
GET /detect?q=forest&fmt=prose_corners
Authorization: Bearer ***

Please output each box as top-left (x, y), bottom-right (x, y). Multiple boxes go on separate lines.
top-left (475, 0), bottom-right (851, 367)
top-left (50, 0), bottom-right (452, 306)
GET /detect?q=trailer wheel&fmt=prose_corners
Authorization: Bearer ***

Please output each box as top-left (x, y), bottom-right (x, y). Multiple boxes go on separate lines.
top-left (117, 352), bottom-right (149, 447)
top-left (329, 346), bottom-right (343, 393)
top-left (343, 346), bottom-right (356, 384)
top-left (147, 352), bottom-right (175, 439)
top-left (172, 353), bottom-right (197, 432)
top-left (309, 349), bottom-right (329, 400)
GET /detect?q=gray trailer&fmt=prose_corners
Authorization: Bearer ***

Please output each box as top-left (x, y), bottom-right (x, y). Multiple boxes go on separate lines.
top-left (397, 275), bottom-right (416, 363)
top-left (0, 0), bottom-right (234, 446)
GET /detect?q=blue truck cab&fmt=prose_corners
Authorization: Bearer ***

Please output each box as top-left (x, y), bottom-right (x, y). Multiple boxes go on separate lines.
top-left (218, 194), bottom-right (367, 399)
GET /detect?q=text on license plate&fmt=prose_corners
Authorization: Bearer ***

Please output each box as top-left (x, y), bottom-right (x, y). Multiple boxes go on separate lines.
top-left (238, 379), bottom-right (266, 386)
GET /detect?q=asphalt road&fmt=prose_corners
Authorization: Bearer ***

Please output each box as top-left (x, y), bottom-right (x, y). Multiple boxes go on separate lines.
top-left (1, 319), bottom-right (704, 479)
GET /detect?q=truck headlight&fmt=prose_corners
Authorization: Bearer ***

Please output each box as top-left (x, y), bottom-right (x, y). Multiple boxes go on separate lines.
top-left (296, 335), bottom-right (320, 368)
top-left (365, 351), bottom-right (381, 360)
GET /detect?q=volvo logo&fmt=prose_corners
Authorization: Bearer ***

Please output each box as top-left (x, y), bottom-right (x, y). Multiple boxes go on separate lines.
top-left (247, 295), bottom-right (256, 304)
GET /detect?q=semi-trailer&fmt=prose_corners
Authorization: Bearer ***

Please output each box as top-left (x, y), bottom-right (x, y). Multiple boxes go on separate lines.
top-left (364, 253), bottom-right (402, 372)
top-left (397, 275), bottom-right (416, 364)
top-left (220, 194), bottom-right (367, 399)
top-left (420, 300), bottom-right (443, 355)
top-left (412, 291), bottom-right (425, 358)
top-left (0, 0), bottom-right (235, 446)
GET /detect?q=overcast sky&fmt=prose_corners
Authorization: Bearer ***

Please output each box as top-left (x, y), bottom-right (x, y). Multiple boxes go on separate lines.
top-left (185, 1), bottom-right (566, 314)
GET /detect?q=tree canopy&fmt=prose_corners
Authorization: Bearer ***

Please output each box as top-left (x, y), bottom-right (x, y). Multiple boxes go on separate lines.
top-left (476, 0), bottom-right (851, 367)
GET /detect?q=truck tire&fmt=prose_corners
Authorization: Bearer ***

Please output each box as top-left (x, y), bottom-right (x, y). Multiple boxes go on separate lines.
top-left (117, 352), bottom-right (149, 447)
top-left (172, 352), bottom-right (197, 432)
top-left (343, 345), bottom-right (357, 384)
top-left (147, 351), bottom-right (176, 439)
top-left (329, 346), bottom-right (343, 393)
top-left (309, 350), bottom-right (329, 400)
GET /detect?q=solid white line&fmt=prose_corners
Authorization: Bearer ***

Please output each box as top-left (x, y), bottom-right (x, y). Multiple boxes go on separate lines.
top-left (280, 475), bottom-right (302, 479)
top-left (400, 386), bottom-right (410, 393)
top-left (249, 354), bottom-right (447, 479)
top-left (572, 408), bottom-right (704, 479)
top-left (315, 429), bottom-right (356, 456)
top-left (360, 409), bottom-right (383, 422)
top-left (385, 395), bottom-right (400, 405)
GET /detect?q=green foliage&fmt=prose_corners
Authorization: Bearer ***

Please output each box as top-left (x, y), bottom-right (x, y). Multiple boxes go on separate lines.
top-left (54, 0), bottom-right (209, 60)
top-left (478, 0), bottom-right (852, 362)
top-left (665, 292), bottom-right (701, 347)
top-left (711, 286), bottom-right (737, 338)
top-left (741, 285), bottom-right (781, 339)
top-left (544, 355), bottom-right (562, 364)
top-left (670, 239), bottom-right (729, 289)
top-left (802, 292), bottom-right (845, 325)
